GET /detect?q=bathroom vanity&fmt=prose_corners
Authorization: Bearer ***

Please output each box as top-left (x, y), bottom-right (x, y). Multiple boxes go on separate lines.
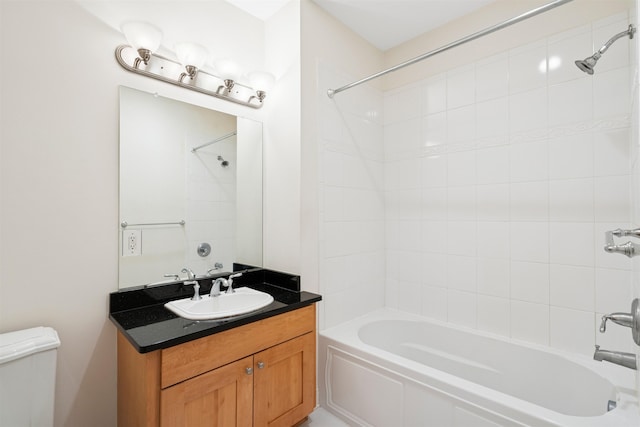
top-left (109, 268), bottom-right (321, 427)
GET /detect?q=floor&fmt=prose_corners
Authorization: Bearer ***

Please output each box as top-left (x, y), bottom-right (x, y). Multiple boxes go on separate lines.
top-left (301, 407), bottom-right (351, 426)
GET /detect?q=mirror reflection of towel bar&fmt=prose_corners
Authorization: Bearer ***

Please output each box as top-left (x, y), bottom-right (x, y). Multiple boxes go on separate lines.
top-left (121, 220), bottom-right (185, 228)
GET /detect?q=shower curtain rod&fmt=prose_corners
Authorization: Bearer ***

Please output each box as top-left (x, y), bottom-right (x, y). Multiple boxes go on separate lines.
top-left (327, 0), bottom-right (574, 98)
top-left (191, 131), bottom-right (237, 152)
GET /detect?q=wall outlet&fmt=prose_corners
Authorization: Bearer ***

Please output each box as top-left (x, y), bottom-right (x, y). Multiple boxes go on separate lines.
top-left (122, 229), bottom-right (142, 257)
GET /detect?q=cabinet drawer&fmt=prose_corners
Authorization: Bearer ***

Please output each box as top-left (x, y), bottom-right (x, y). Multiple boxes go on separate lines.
top-left (161, 304), bottom-right (315, 388)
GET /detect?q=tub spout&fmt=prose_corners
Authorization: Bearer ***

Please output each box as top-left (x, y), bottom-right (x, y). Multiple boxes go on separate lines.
top-left (593, 345), bottom-right (637, 370)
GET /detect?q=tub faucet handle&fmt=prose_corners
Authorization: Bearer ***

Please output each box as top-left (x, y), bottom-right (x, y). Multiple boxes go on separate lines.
top-left (599, 299), bottom-right (640, 346)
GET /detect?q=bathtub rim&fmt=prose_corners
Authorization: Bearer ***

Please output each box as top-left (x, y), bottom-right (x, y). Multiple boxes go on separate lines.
top-left (319, 307), bottom-right (639, 427)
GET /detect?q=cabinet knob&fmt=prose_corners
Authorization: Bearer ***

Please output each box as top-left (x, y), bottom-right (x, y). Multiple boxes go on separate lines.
top-left (257, 361), bottom-right (265, 369)
top-left (245, 367), bottom-right (253, 375)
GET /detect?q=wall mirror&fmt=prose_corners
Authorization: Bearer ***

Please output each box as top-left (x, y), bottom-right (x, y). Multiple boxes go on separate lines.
top-left (119, 86), bottom-right (263, 289)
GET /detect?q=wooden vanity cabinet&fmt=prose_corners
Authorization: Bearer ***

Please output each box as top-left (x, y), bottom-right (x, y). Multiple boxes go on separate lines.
top-left (117, 304), bottom-right (317, 427)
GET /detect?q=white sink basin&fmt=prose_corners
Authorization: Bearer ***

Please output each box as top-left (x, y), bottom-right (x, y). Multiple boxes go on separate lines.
top-left (164, 287), bottom-right (274, 320)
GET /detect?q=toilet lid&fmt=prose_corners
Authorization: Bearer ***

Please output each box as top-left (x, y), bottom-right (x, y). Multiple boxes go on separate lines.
top-left (0, 326), bottom-right (60, 365)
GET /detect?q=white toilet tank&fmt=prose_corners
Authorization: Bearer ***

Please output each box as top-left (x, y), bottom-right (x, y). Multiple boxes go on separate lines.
top-left (0, 326), bottom-right (61, 427)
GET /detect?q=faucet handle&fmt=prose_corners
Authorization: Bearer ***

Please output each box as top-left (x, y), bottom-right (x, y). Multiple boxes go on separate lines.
top-left (600, 299), bottom-right (640, 346)
top-left (225, 272), bottom-right (243, 294)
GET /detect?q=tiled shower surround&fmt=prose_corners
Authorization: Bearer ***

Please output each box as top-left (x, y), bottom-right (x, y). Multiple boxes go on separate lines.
top-left (319, 11), bottom-right (636, 358)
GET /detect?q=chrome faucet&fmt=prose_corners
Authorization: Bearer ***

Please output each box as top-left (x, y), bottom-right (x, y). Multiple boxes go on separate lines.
top-left (209, 272), bottom-right (243, 297)
top-left (210, 277), bottom-right (226, 297)
top-left (181, 268), bottom-right (201, 301)
top-left (593, 345), bottom-right (637, 370)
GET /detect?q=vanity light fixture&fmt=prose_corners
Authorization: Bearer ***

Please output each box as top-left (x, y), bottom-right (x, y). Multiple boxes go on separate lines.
top-left (114, 22), bottom-right (275, 109)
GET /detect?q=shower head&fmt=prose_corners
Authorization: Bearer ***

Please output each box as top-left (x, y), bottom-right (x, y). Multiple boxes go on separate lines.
top-left (217, 155), bottom-right (229, 167)
top-left (575, 24), bottom-right (635, 74)
top-left (574, 54), bottom-right (599, 75)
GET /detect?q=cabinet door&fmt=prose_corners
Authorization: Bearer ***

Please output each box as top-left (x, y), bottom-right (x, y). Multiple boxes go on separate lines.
top-left (253, 332), bottom-right (316, 427)
top-left (160, 356), bottom-right (253, 427)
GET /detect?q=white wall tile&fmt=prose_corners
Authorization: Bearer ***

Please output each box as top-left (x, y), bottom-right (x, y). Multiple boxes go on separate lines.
top-left (510, 300), bottom-right (550, 345)
top-left (477, 257), bottom-right (510, 298)
top-left (476, 184), bottom-right (509, 221)
top-left (447, 150), bottom-right (476, 186)
top-left (510, 261), bottom-right (550, 304)
top-left (549, 222), bottom-right (595, 266)
top-left (549, 133), bottom-right (594, 180)
top-left (477, 221), bottom-right (510, 259)
top-left (422, 155), bottom-right (447, 188)
top-left (594, 175), bottom-right (631, 222)
top-left (447, 255), bottom-right (477, 292)
top-left (509, 41), bottom-right (548, 94)
top-left (422, 188), bottom-right (448, 220)
top-left (476, 146), bottom-right (509, 184)
top-left (447, 221), bottom-right (477, 256)
top-left (595, 267), bottom-right (633, 314)
top-left (548, 78), bottom-right (593, 127)
top-left (548, 178), bottom-right (594, 222)
top-left (447, 186), bottom-right (477, 221)
top-left (384, 87), bottom-right (421, 125)
top-left (476, 53), bottom-right (509, 102)
top-left (550, 264), bottom-right (595, 311)
top-left (447, 64), bottom-right (476, 109)
top-left (422, 285), bottom-right (448, 320)
top-left (510, 222), bottom-right (549, 263)
top-left (509, 88), bottom-right (548, 133)
top-left (447, 105), bottom-right (476, 143)
top-left (477, 295), bottom-right (510, 336)
top-left (422, 112), bottom-right (447, 147)
top-left (422, 74), bottom-right (447, 115)
top-left (510, 182), bottom-right (549, 222)
top-left (550, 307), bottom-right (594, 355)
top-left (594, 67), bottom-right (631, 119)
top-left (422, 252), bottom-right (447, 288)
top-left (594, 129), bottom-right (630, 177)
top-left (476, 97), bottom-right (509, 139)
top-left (447, 289), bottom-right (477, 328)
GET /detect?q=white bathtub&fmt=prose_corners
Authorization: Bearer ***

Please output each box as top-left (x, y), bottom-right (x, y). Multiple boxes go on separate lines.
top-left (319, 308), bottom-right (640, 427)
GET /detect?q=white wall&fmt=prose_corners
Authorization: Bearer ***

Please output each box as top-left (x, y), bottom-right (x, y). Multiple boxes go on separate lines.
top-left (263, 0), bottom-right (302, 275)
top-left (0, 1), bottom-right (274, 425)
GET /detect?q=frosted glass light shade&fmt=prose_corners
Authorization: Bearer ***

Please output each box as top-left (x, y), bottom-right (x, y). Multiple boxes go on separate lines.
top-left (121, 22), bottom-right (162, 52)
top-left (248, 71), bottom-right (275, 91)
top-left (214, 59), bottom-right (241, 81)
top-left (175, 42), bottom-right (209, 69)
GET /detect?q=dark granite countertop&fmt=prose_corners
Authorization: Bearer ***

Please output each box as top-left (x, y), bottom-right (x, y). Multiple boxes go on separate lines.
top-left (109, 268), bottom-right (321, 353)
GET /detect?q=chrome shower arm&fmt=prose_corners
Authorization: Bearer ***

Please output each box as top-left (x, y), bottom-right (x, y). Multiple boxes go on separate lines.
top-left (596, 25), bottom-right (635, 56)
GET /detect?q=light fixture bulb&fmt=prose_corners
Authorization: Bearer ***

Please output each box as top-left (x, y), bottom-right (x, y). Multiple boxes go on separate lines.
top-left (248, 71), bottom-right (276, 101)
top-left (214, 59), bottom-right (241, 82)
top-left (175, 42), bottom-right (209, 70)
top-left (121, 22), bottom-right (163, 67)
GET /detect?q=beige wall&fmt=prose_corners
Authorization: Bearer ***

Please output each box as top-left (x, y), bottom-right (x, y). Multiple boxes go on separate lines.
top-left (0, 1), bottom-right (286, 425)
